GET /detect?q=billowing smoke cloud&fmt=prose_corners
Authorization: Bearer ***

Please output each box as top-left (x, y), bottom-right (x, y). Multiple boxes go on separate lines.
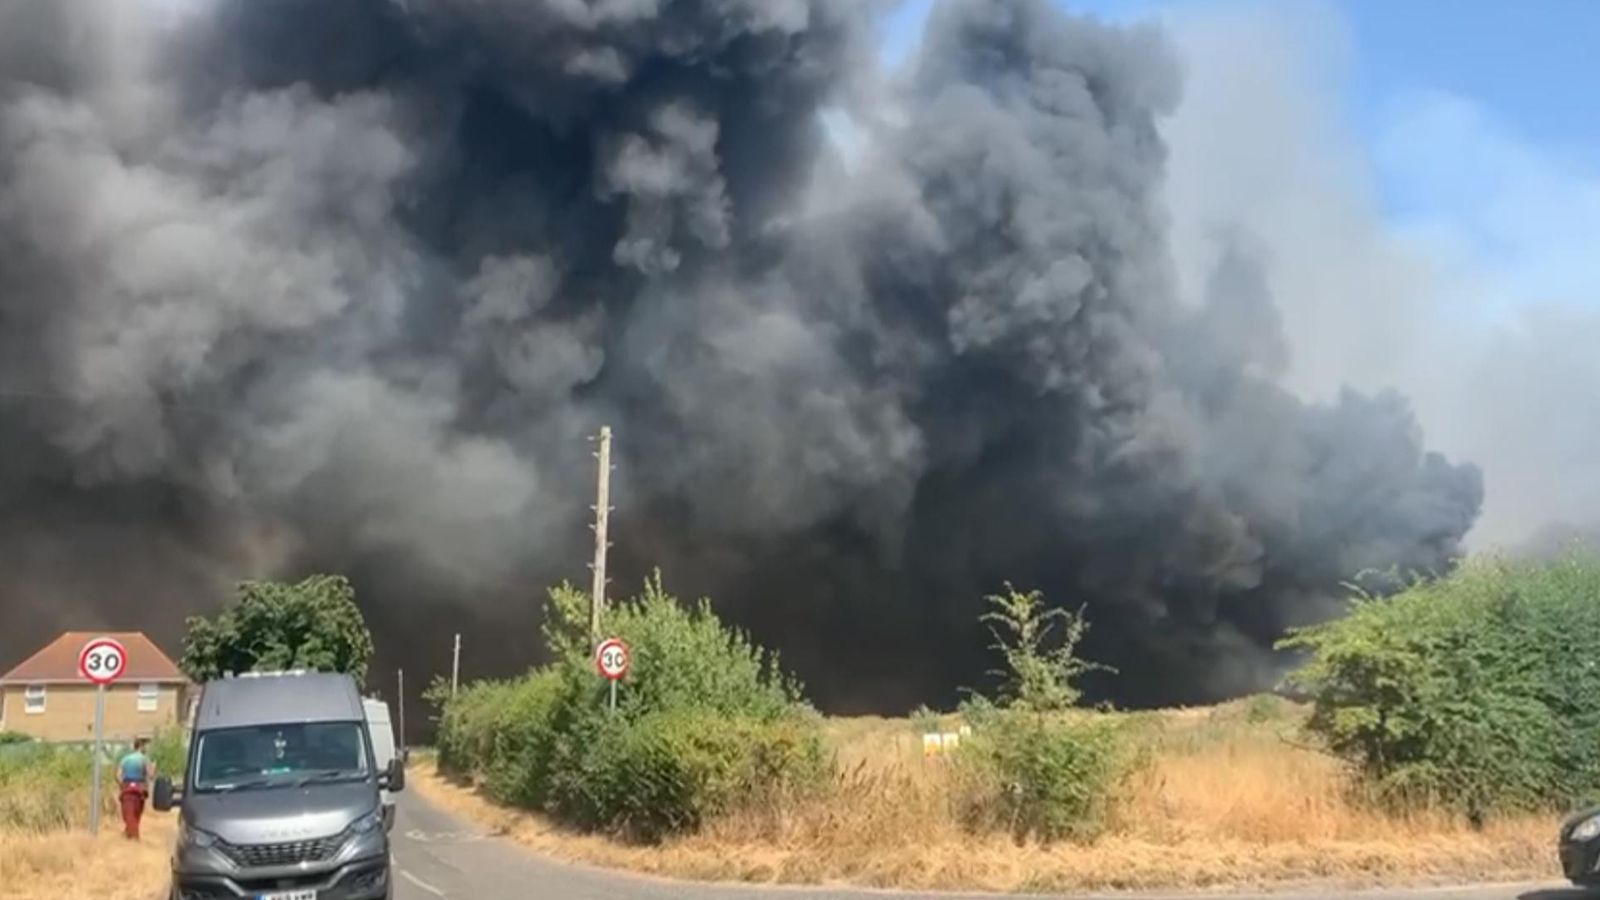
top-left (0, 0), bottom-right (1481, 719)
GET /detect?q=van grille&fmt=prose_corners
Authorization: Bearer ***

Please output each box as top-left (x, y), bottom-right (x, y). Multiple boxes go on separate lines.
top-left (218, 834), bottom-right (344, 868)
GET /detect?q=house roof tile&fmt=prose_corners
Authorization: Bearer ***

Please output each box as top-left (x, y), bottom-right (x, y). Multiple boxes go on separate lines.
top-left (0, 632), bottom-right (188, 684)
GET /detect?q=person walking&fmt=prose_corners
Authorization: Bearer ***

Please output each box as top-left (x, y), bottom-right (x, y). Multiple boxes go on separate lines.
top-left (117, 737), bottom-right (155, 840)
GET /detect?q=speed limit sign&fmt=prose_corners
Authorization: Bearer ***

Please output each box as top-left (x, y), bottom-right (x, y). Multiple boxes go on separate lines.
top-left (77, 636), bottom-right (128, 686)
top-left (594, 638), bottom-right (630, 681)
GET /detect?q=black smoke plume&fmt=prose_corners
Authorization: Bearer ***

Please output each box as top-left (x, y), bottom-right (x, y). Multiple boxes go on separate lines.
top-left (0, 0), bottom-right (1482, 725)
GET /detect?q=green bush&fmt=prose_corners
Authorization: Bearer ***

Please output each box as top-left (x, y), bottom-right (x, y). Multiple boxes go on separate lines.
top-left (0, 731), bottom-right (31, 746)
top-left (149, 729), bottom-right (188, 780)
top-left (432, 571), bottom-right (824, 841)
top-left (547, 711), bottom-right (827, 842)
top-left (541, 573), bottom-right (805, 722)
top-left (479, 671), bottom-right (571, 808)
top-left (1280, 553), bottom-right (1600, 816)
top-left (952, 585), bottom-right (1133, 843)
top-left (956, 709), bottom-right (1130, 842)
top-left (432, 678), bottom-right (512, 777)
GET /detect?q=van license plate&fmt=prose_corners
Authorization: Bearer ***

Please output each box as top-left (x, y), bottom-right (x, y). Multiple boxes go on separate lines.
top-left (258, 892), bottom-right (316, 900)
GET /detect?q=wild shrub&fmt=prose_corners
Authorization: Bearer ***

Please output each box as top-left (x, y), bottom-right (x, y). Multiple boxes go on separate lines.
top-left (432, 571), bottom-right (823, 841)
top-left (956, 585), bottom-right (1134, 842)
top-left (431, 677), bottom-right (512, 777)
top-left (956, 710), bottom-right (1129, 842)
top-left (1280, 553), bottom-right (1600, 816)
top-left (547, 710), bottom-right (827, 842)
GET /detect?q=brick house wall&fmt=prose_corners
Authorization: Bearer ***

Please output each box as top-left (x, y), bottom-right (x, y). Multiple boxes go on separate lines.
top-left (0, 682), bottom-right (186, 742)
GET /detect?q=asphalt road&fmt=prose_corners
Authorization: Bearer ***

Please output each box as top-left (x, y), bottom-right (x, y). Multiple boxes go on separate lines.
top-left (387, 792), bottom-right (1596, 900)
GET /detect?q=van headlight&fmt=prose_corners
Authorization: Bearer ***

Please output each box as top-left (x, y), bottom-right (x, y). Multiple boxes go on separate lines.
top-left (1573, 816), bottom-right (1600, 842)
top-left (350, 810), bottom-right (382, 835)
top-left (179, 821), bottom-right (220, 849)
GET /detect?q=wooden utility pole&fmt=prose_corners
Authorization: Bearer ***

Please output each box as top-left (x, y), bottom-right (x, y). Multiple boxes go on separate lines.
top-left (589, 426), bottom-right (613, 648)
top-left (451, 633), bottom-right (461, 698)
top-left (396, 668), bottom-right (406, 750)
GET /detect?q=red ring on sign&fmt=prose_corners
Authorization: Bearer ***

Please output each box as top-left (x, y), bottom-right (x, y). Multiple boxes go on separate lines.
top-left (77, 637), bottom-right (129, 686)
top-left (594, 638), bottom-right (630, 681)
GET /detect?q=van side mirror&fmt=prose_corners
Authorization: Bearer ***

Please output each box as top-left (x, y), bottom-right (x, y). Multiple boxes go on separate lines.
top-left (381, 757), bottom-right (405, 793)
top-left (152, 775), bottom-right (178, 811)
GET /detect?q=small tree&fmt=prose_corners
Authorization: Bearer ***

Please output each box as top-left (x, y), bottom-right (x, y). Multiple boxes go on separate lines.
top-left (181, 574), bottom-right (374, 684)
top-left (957, 585), bottom-right (1129, 843)
top-left (978, 584), bottom-right (1109, 713)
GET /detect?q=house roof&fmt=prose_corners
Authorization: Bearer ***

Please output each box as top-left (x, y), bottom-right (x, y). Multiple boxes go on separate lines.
top-left (0, 632), bottom-right (188, 685)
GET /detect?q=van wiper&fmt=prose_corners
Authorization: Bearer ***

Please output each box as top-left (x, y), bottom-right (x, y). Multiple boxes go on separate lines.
top-left (205, 776), bottom-right (279, 793)
top-left (290, 769), bottom-right (362, 788)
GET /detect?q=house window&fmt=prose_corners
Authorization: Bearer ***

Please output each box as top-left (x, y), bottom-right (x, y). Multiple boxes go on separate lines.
top-left (24, 684), bottom-right (45, 714)
top-left (137, 683), bottom-right (159, 713)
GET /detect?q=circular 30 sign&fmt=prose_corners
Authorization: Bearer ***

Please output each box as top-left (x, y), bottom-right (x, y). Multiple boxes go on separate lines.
top-left (77, 636), bottom-right (129, 686)
top-left (594, 638), bottom-right (630, 681)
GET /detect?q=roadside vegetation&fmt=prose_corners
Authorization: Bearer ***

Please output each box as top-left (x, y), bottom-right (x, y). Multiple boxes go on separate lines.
top-left (0, 730), bottom-right (185, 830)
top-left (5, 555), bottom-right (1598, 893)
top-left (0, 731), bottom-right (186, 900)
top-left (432, 572), bottom-right (827, 842)
top-left (1282, 552), bottom-right (1600, 818)
top-left (422, 557), bottom-right (1600, 891)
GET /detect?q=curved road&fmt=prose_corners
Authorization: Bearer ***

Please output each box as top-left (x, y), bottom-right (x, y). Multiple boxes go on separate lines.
top-left (389, 792), bottom-right (1592, 900)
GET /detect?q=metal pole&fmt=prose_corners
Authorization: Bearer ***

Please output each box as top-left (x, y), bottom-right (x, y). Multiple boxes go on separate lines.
top-left (451, 634), bottom-right (461, 699)
top-left (89, 684), bottom-right (105, 835)
top-left (608, 678), bottom-right (617, 713)
top-left (589, 426), bottom-right (613, 649)
top-left (397, 668), bottom-right (406, 750)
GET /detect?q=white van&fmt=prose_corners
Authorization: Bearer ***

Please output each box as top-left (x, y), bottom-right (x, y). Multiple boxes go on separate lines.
top-left (363, 696), bottom-right (398, 831)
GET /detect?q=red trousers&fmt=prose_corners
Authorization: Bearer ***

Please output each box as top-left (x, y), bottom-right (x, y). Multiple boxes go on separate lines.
top-left (120, 785), bottom-right (146, 839)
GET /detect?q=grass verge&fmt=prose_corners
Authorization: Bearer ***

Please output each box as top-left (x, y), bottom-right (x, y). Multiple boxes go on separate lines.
top-left (411, 700), bottom-right (1559, 893)
top-left (0, 815), bottom-right (173, 900)
top-left (0, 736), bottom-right (181, 900)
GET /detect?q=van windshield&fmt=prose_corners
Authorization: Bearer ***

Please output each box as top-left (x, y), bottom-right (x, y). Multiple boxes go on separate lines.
top-left (192, 721), bottom-right (369, 793)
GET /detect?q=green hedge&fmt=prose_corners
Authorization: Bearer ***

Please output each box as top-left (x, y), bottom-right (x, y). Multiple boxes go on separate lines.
top-left (1281, 553), bottom-right (1600, 815)
top-left (433, 573), bottom-right (826, 842)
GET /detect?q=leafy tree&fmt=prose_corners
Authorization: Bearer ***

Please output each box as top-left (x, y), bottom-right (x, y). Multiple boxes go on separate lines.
top-left (181, 574), bottom-right (374, 684)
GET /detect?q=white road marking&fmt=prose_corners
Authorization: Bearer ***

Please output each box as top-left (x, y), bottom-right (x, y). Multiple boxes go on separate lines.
top-left (399, 868), bottom-right (446, 897)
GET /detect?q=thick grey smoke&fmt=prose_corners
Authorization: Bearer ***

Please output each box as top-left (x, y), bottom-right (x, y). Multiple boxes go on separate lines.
top-left (0, 0), bottom-right (1480, 715)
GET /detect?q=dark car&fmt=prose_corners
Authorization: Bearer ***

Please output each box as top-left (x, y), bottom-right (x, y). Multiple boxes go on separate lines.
top-left (152, 670), bottom-right (406, 900)
top-left (1560, 804), bottom-right (1600, 885)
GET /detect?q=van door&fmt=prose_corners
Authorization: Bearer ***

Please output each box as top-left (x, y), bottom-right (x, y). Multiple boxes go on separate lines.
top-left (363, 698), bottom-right (397, 830)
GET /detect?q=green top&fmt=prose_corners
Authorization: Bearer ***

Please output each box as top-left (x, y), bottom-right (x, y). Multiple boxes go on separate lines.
top-left (118, 750), bottom-right (150, 785)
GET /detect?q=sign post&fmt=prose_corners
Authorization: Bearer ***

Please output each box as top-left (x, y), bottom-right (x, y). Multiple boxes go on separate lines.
top-left (594, 638), bottom-right (630, 712)
top-left (77, 636), bottom-right (128, 835)
top-left (451, 633), bottom-right (461, 699)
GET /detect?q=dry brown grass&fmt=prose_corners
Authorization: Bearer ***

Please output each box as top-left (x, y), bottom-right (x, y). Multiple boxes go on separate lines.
top-left (0, 816), bottom-right (175, 900)
top-left (412, 699), bottom-right (1560, 893)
